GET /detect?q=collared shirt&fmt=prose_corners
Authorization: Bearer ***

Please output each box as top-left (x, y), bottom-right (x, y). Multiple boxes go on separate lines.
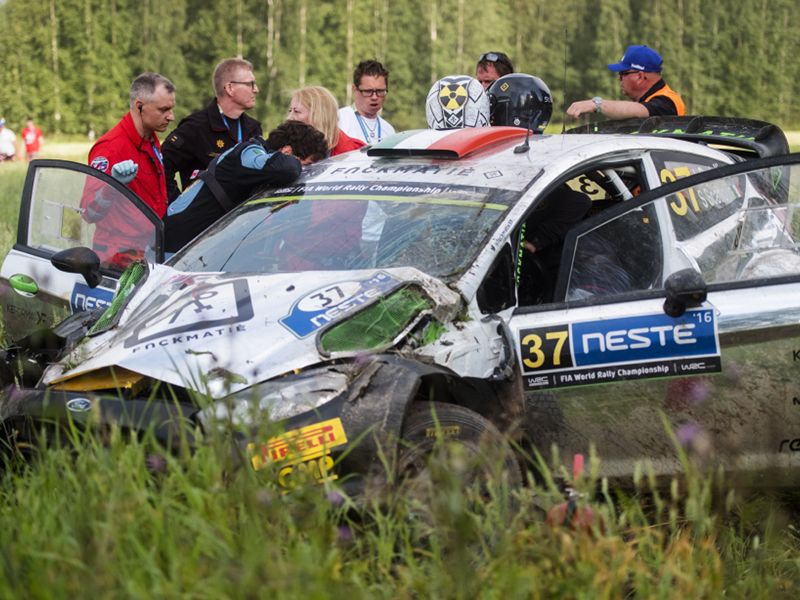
top-left (162, 99), bottom-right (263, 201)
top-left (88, 112), bottom-right (167, 216)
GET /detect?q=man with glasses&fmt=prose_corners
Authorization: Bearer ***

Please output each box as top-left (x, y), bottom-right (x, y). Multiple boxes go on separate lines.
top-left (162, 57), bottom-right (263, 201)
top-left (475, 51), bottom-right (515, 90)
top-left (567, 45), bottom-right (685, 120)
top-left (338, 59), bottom-right (395, 144)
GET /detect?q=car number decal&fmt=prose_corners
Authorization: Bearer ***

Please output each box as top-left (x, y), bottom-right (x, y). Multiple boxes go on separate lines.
top-left (518, 308), bottom-right (720, 390)
top-left (279, 271), bottom-right (400, 338)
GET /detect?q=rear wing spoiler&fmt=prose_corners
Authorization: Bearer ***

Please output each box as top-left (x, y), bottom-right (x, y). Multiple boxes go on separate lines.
top-left (565, 116), bottom-right (789, 159)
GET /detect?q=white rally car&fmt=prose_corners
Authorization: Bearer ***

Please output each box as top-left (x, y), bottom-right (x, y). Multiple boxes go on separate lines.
top-left (1, 117), bottom-right (798, 491)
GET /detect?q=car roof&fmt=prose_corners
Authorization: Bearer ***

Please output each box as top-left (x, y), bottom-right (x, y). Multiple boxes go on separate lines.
top-left (295, 128), bottom-right (734, 194)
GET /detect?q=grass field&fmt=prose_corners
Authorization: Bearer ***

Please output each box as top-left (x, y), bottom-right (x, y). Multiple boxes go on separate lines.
top-left (0, 139), bottom-right (799, 597)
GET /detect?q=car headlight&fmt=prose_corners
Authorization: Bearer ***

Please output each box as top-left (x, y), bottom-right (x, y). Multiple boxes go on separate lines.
top-left (197, 366), bottom-right (351, 428)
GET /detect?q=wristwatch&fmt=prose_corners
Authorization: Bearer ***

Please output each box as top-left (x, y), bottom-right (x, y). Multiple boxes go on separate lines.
top-left (592, 96), bottom-right (603, 114)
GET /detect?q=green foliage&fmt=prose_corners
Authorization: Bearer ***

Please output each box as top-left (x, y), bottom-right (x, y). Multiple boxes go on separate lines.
top-left (0, 417), bottom-right (798, 597)
top-left (2, 0), bottom-right (800, 137)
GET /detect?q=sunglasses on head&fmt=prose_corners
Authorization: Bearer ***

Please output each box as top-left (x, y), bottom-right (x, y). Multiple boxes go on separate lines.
top-left (479, 52), bottom-right (510, 66)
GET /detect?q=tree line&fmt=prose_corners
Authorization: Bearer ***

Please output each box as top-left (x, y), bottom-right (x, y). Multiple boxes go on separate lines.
top-left (1, 0), bottom-right (798, 137)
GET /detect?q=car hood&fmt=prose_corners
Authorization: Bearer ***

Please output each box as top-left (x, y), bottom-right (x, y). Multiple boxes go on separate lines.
top-left (43, 264), bottom-right (461, 397)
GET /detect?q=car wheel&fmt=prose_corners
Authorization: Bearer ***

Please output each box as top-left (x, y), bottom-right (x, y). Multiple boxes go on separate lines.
top-left (397, 401), bottom-right (522, 489)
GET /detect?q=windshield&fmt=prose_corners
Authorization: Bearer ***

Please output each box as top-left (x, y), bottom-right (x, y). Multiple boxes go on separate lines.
top-left (171, 181), bottom-right (519, 281)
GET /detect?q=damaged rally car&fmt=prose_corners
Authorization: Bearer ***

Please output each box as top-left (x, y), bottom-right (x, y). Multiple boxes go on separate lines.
top-left (1, 116), bottom-right (800, 491)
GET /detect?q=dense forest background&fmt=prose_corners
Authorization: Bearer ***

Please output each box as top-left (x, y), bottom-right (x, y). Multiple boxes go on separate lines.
top-left (1, 0), bottom-right (799, 136)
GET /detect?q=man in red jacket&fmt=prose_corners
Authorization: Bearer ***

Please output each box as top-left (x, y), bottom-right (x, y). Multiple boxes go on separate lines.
top-left (83, 72), bottom-right (175, 266)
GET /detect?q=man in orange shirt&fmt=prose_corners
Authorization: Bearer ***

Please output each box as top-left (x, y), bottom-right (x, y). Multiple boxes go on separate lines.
top-left (567, 45), bottom-right (685, 120)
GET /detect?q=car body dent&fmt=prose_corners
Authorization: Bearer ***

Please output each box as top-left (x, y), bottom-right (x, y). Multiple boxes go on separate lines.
top-left (42, 264), bottom-right (461, 398)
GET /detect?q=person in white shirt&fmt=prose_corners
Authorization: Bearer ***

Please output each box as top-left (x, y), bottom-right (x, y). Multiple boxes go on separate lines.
top-left (0, 119), bottom-right (19, 161)
top-left (338, 59), bottom-right (396, 145)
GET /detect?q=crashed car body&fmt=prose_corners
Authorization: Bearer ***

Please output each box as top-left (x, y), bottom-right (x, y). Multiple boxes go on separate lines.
top-left (1, 117), bottom-right (799, 490)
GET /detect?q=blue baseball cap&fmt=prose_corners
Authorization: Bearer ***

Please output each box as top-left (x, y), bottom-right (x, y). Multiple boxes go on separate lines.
top-left (607, 45), bottom-right (663, 73)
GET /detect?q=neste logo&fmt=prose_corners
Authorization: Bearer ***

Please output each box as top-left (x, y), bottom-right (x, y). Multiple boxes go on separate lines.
top-left (579, 323), bottom-right (697, 354)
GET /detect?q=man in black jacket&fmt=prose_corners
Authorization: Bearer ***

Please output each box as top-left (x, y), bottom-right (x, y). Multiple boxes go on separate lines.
top-left (163, 121), bottom-right (327, 253)
top-left (162, 58), bottom-right (263, 201)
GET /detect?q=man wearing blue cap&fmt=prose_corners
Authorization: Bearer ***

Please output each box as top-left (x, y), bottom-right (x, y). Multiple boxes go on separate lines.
top-left (567, 45), bottom-right (685, 120)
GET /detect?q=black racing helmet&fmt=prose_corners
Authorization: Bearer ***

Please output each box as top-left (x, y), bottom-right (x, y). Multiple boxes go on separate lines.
top-left (488, 74), bottom-right (553, 133)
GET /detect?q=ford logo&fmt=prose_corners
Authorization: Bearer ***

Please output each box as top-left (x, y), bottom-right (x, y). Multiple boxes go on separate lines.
top-left (66, 397), bottom-right (92, 413)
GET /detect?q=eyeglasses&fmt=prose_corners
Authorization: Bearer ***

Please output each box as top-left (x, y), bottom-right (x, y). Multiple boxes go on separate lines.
top-left (357, 88), bottom-right (388, 97)
top-left (618, 70), bottom-right (639, 79)
top-left (229, 80), bottom-right (258, 90)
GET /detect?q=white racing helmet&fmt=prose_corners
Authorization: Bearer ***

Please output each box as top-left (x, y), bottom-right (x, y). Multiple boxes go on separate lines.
top-left (425, 75), bottom-right (490, 130)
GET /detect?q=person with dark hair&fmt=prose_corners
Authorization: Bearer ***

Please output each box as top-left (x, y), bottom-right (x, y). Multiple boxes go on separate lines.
top-left (162, 57), bottom-right (262, 200)
top-left (163, 121), bottom-right (328, 253)
top-left (567, 45), bottom-right (685, 120)
top-left (475, 51), bottom-right (515, 90)
top-left (338, 59), bottom-right (395, 144)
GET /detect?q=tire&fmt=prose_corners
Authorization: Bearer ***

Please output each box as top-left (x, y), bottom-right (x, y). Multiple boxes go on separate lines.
top-left (397, 401), bottom-right (523, 489)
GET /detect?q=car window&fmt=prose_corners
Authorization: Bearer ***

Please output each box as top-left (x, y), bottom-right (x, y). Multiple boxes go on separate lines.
top-left (668, 164), bottom-right (800, 283)
top-left (564, 200), bottom-right (663, 300)
top-left (650, 150), bottom-right (723, 242)
top-left (24, 164), bottom-right (158, 273)
top-left (171, 182), bottom-right (521, 281)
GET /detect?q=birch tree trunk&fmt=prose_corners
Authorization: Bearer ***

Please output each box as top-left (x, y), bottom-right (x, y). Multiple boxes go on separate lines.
top-left (345, 0), bottom-right (354, 105)
top-left (265, 0), bottom-right (283, 107)
top-left (49, 0), bottom-right (62, 132)
top-left (299, 0), bottom-right (307, 86)
top-left (429, 0), bottom-right (437, 84)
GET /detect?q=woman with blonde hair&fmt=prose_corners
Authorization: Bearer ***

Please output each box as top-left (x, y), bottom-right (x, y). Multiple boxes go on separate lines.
top-left (288, 86), bottom-right (365, 156)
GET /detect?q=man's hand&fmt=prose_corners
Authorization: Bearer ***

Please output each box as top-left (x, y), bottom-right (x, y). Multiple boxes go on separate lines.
top-left (111, 160), bottom-right (138, 184)
top-left (566, 100), bottom-right (597, 119)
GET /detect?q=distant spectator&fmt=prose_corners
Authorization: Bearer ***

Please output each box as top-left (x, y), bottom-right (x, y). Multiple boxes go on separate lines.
top-left (162, 57), bottom-right (263, 200)
top-left (338, 59), bottom-right (396, 144)
top-left (567, 44), bottom-right (685, 120)
top-left (289, 86), bottom-right (364, 156)
top-left (475, 51), bottom-right (515, 90)
top-left (22, 118), bottom-right (44, 161)
top-left (0, 118), bottom-right (19, 162)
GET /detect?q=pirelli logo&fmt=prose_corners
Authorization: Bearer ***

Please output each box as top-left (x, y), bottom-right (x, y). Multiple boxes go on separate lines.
top-left (248, 418), bottom-right (348, 472)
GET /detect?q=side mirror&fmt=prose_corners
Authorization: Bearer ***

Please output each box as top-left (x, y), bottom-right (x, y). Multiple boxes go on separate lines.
top-left (51, 247), bottom-right (102, 288)
top-left (663, 268), bottom-right (707, 317)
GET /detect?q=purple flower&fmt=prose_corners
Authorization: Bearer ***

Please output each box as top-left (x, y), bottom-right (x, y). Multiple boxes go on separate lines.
top-left (677, 422), bottom-right (702, 447)
top-left (337, 525), bottom-right (353, 543)
top-left (326, 490), bottom-right (345, 506)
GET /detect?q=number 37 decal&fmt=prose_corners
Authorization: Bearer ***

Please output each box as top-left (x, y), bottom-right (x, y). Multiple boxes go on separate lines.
top-left (660, 166), bottom-right (700, 216)
top-left (520, 325), bottom-right (573, 371)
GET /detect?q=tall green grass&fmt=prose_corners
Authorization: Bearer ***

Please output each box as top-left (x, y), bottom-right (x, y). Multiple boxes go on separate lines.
top-left (0, 422), bottom-right (798, 598)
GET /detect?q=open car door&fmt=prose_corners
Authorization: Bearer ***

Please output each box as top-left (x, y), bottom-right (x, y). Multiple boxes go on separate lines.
top-left (0, 159), bottom-right (164, 341)
top-left (511, 153), bottom-right (800, 484)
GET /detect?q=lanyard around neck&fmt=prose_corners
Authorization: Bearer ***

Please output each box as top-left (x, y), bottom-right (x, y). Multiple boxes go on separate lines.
top-left (221, 114), bottom-right (242, 143)
top-left (355, 110), bottom-right (381, 142)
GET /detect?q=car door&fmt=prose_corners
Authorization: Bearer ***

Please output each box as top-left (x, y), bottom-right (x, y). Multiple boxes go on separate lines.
top-left (511, 153), bottom-right (800, 486)
top-left (0, 159), bottom-right (163, 341)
